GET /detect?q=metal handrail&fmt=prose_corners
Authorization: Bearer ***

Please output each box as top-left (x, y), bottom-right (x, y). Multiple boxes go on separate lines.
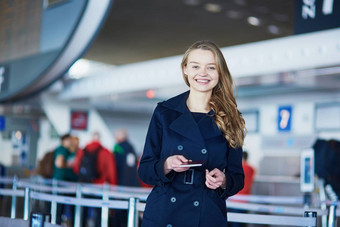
top-left (325, 184), bottom-right (338, 227)
top-left (0, 176), bottom-right (321, 227)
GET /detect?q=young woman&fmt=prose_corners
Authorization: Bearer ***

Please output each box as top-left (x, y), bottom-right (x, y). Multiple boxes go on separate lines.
top-left (138, 40), bottom-right (246, 227)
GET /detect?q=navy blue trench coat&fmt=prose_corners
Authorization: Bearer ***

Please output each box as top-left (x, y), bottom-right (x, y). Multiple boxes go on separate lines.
top-left (138, 91), bottom-right (244, 227)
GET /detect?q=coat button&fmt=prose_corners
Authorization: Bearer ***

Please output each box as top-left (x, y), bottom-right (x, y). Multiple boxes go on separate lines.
top-left (177, 145), bottom-right (183, 151)
top-left (166, 225), bottom-right (172, 227)
top-left (201, 149), bottom-right (207, 154)
top-left (170, 197), bottom-right (176, 203)
top-left (193, 201), bottom-right (199, 207)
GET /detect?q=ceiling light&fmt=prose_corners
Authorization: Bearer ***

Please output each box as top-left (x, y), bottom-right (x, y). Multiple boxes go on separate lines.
top-left (247, 16), bottom-right (261, 26)
top-left (68, 59), bottom-right (91, 79)
top-left (205, 3), bottom-right (222, 13)
top-left (267, 25), bottom-right (280, 34)
top-left (146, 89), bottom-right (155, 99)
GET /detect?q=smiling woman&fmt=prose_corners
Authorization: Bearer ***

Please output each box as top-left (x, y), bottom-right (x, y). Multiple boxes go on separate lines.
top-left (138, 40), bottom-right (246, 227)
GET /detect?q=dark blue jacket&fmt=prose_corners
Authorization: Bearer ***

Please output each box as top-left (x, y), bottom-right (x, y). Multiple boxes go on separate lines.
top-left (138, 91), bottom-right (244, 227)
top-left (114, 141), bottom-right (140, 187)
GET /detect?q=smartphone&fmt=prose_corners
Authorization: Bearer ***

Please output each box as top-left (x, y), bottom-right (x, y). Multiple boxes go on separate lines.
top-left (179, 160), bottom-right (205, 167)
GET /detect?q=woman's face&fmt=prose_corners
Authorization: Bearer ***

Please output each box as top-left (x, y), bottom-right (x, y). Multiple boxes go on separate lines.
top-left (184, 49), bottom-right (219, 94)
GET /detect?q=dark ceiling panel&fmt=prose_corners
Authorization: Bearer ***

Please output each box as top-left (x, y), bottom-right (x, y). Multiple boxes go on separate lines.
top-left (84, 0), bottom-right (295, 65)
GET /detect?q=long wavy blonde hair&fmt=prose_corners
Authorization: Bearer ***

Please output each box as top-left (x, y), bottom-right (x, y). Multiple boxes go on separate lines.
top-left (181, 40), bottom-right (246, 148)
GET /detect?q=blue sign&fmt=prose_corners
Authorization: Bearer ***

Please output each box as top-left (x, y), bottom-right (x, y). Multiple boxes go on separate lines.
top-left (278, 106), bottom-right (292, 132)
top-left (0, 116), bottom-right (5, 131)
top-left (295, 0), bottom-right (340, 34)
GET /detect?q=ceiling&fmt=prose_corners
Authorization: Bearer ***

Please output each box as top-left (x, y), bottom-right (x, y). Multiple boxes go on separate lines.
top-left (55, 0), bottom-right (340, 114)
top-left (4, 0), bottom-right (340, 116)
top-left (83, 0), bottom-right (295, 65)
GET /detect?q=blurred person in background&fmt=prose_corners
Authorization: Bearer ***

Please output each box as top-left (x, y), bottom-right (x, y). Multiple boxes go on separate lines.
top-left (56, 135), bottom-right (82, 226)
top-left (229, 151), bottom-right (255, 227)
top-left (73, 131), bottom-right (117, 184)
top-left (66, 136), bottom-right (80, 181)
top-left (238, 151), bottom-right (255, 195)
top-left (53, 133), bottom-right (74, 226)
top-left (113, 128), bottom-right (139, 187)
top-left (111, 128), bottom-right (139, 227)
top-left (73, 131), bottom-right (117, 227)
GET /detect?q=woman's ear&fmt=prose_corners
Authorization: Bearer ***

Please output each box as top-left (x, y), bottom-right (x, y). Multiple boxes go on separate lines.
top-left (183, 66), bottom-right (188, 75)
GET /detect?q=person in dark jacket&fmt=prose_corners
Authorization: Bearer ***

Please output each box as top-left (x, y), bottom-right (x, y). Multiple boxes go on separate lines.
top-left (113, 128), bottom-right (139, 187)
top-left (138, 40), bottom-right (246, 227)
top-left (112, 128), bottom-right (140, 227)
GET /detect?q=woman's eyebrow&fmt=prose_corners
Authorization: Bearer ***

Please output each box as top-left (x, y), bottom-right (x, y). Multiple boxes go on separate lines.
top-left (188, 61), bottom-right (199, 64)
top-left (188, 61), bottom-right (216, 65)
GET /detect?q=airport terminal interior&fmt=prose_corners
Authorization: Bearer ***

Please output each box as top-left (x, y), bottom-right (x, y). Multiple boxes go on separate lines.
top-left (0, 0), bottom-right (339, 226)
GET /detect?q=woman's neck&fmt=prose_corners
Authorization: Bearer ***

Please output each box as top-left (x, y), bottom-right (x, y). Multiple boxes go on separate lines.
top-left (186, 90), bottom-right (212, 113)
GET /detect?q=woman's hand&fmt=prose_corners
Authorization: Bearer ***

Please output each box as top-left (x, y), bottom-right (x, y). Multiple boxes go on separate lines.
top-left (164, 155), bottom-right (190, 175)
top-left (205, 168), bottom-right (226, 190)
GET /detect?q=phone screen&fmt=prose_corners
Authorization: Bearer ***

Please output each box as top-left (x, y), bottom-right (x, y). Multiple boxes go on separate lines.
top-left (179, 160), bottom-right (205, 167)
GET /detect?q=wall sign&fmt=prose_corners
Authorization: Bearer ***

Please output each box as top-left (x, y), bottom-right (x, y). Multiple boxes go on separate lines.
top-left (70, 110), bottom-right (88, 131)
top-left (278, 106), bottom-right (292, 132)
top-left (0, 116), bottom-right (5, 131)
top-left (295, 0), bottom-right (340, 34)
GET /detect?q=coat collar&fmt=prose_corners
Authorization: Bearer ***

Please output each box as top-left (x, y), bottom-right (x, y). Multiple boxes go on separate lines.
top-left (162, 91), bottom-right (190, 114)
top-left (161, 91), bottom-right (222, 146)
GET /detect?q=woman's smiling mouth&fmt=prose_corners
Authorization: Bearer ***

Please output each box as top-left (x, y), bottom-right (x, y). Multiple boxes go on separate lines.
top-left (196, 79), bottom-right (210, 84)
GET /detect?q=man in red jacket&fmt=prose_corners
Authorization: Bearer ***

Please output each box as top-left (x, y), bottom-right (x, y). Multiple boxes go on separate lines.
top-left (73, 131), bottom-right (117, 227)
top-left (73, 131), bottom-right (117, 185)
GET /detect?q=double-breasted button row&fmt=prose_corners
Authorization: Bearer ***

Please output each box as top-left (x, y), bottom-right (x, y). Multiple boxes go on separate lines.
top-left (177, 145), bottom-right (207, 155)
top-left (201, 148), bottom-right (207, 154)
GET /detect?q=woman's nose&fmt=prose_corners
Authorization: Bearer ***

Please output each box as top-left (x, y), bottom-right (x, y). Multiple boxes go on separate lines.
top-left (199, 67), bottom-right (207, 75)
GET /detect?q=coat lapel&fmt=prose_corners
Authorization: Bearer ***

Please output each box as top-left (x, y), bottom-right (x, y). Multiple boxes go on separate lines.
top-left (169, 111), bottom-right (205, 147)
top-left (162, 91), bottom-right (221, 147)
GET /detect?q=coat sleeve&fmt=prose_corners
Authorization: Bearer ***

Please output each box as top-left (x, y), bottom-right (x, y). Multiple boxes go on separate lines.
top-left (218, 146), bottom-right (244, 199)
top-left (138, 104), bottom-right (174, 186)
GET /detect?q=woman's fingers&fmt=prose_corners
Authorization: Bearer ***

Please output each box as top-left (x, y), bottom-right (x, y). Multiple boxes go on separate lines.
top-left (171, 155), bottom-right (190, 172)
top-left (171, 155), bottom-right (187, 167)
top-left (205, 169), bottom-right (225, 189)
top-left (177, 155), bottom-right (189, 163)
top-left (205, 180), bottom-right (219, 189)
top-left (164, 155), bottom-right (191, 174)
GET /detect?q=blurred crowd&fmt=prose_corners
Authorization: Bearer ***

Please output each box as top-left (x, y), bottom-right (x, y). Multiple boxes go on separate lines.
top-left (38, 129), bottom-right (147, 227)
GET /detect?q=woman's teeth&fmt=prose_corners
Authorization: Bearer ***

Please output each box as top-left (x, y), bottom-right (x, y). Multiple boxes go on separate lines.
top-left (196, 79), bottom-right (209, 83)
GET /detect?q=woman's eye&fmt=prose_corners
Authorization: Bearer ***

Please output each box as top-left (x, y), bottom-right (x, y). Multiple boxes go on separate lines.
top-left (208, 67), bottom-right (215, 70)
top-left (192, 65), bottom-right (199, 69)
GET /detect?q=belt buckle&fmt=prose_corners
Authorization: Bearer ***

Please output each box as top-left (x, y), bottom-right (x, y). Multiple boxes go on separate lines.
top-left (184, 169), bottom-right (194, 184)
